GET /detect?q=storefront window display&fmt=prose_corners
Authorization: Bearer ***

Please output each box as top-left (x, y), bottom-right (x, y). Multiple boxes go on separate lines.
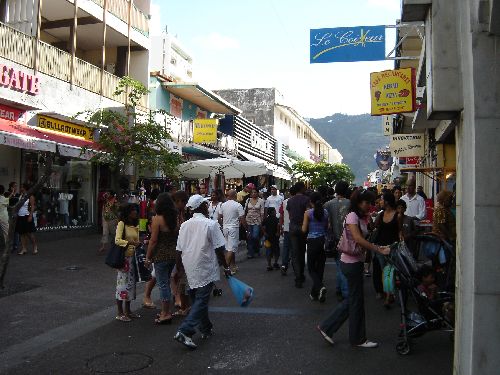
top-left (22, 151), bottom-right (94, 229)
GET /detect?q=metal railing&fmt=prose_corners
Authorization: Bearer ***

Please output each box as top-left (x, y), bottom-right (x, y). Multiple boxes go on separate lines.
top-left (103, 70), bottom-right (127, 103)
top-left (37, 40), bottom-right (71, 81)
top-left (74, 57), bottom-right (101, 94)
top-left (0, 22), bottom-right (34, 68)
top-left (103, 0), bottom-right (149, 35)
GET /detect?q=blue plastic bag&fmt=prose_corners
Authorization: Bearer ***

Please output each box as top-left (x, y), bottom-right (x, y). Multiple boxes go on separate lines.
top-left (227, 277), bottom-right (254, 307)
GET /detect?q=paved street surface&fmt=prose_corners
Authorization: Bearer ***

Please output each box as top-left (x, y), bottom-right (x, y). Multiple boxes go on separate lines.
top-left (0, 235), bottom-right (453, 374)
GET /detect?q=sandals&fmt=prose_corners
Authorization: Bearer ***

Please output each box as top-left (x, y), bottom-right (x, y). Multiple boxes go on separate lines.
top-left (18, 250), bottom-right (27, 255)
top-left (115, 315), bottom-right (132, 322)
top-left (142, 301), bottom-right (156, 309)
top-left (154, 314), bottom-right (173, 325)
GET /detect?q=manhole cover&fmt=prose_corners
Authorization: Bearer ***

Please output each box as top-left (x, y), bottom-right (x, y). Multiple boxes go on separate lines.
top-left (65, 266), bottom-right (85, 271)
top-left (87, 352), bottom-right (153, 374)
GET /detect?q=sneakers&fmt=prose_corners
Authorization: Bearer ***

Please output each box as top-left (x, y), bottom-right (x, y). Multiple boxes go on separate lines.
top-left (309, 293), bottom-right (318, 301)
top-left (280, 265), bottom-right (287, 275)
top-left (174, 331), bottom-right (197, 349)
top-left (318, 287), bottom-right (327, 303)
top-left (317, 325), bottom-right (334, 345)
top-left (357, 340), bottom-right (379, 348)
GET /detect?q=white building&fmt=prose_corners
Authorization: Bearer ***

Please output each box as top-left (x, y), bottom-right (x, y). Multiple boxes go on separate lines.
top-left (150, 31), bottom-right (193, 82)
top-left (214, 88), bottom-right (342, 165)
top-left (0, 0), bottom-right (151, 231)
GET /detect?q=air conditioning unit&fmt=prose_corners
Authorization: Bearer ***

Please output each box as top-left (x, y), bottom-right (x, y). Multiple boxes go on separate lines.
top-left (105, 63), bottom-right (116, 74)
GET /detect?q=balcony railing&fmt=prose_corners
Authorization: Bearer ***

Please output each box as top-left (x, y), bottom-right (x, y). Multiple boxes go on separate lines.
top-left (0, 22), bottom-right (147, 108)
top-left (91, 0), bottom-right (149, 36)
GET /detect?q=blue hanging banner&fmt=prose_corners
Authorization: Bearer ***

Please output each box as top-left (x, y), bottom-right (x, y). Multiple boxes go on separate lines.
top-left (310, 25), bottom-right (386, 63)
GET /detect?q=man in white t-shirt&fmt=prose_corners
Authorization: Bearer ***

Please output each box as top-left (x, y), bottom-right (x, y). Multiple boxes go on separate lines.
top-left (218, 189), bottom-right (246, 273)
top-left (401, 179), bottom-right (426, 220)
top-left (174, 194), bottom-right (231, 349)
top-left (265, 185), bottom-right (284, 219)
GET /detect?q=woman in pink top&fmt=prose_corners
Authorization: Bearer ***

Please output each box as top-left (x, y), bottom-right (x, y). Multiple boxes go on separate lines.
top-left (317, 189), bottom-right (390, 349)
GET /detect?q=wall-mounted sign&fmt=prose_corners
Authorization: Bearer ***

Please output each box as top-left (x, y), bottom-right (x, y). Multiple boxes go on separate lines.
top-left (382, 115), bottom-right (393, 136)
top-left (0, 132), bottom-right (56, 152)
top-left (0, 63), bottom-right (40, 95)
top-left (0, 103), bottom-right (26, 123)
top-left (390, 133), bottom-right (425, 157)
top-left (375, 148), bottom-right (393, 171)
top-left (170, 96), bottom-right (183, 119)
top-left (399, 156), bottom-right (421, 165)
top-left (193, 118), bottom-right (218, 144)
top-left (38, 115), bottom-right (94, 141)
top-left (251, 129), bottom-right (272, 154)
top-left (370, 68), bottom-right (416, 115)
top-left (310, 25), bottom-right (386, 63)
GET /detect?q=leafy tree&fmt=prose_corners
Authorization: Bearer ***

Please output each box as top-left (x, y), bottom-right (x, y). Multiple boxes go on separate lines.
top-left (292, 161), bottom-right (355, 188)
top-left (82, 77), bottom-right (182, 178)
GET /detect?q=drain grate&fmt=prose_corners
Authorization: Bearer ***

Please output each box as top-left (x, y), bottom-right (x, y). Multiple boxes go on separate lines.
top-left (86, 352), bottom-right (153, 374)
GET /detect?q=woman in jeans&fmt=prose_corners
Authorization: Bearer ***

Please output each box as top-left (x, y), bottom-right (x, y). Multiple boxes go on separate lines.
top-left (145, 193), bottom-right (178, 324)
top-left (317, 189), bottom-right (390, 348)
top-left (244, 189), bottom-right (264, 258)
top-left (302, 192), bottom-right (329, 303)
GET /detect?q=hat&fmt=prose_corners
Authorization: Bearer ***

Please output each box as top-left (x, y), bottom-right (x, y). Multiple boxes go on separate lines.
top-left (246, 183), bottom-right (255, 190)
top-left (270, 185), bottom-right (278, 189)
top-left (186, 194), bottom-right (209, 210)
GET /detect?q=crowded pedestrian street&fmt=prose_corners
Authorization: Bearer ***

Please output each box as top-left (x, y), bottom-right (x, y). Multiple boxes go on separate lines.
top-left (0, 233), bottom-right (453, 375)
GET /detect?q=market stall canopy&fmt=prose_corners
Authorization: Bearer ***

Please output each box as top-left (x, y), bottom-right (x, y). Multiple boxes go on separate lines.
top-left (178, 158), bottom-right (267, 179)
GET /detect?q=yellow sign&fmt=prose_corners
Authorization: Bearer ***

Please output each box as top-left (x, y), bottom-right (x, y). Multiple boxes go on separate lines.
top-left (193, 119), bottom-right (218, 144)
top-left (38, 115), bottom-right (93, 141)
top-left (370, 68), bottom-right (416, 116)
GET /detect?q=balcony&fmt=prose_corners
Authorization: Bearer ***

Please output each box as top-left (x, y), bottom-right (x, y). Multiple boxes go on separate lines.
top-left (90, 0), bottom-right (149, 36)
top-left (0, 22), bottom-right (147, 108)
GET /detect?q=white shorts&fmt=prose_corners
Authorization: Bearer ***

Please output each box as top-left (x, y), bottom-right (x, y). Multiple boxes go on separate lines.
top-left (223, 227), bottom-right (240, 252)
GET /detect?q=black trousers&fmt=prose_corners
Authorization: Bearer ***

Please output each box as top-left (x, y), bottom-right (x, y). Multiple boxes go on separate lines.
top-left (307, 236), bottom-right (326, 296)
top-left (290, 228), bottom-right (307, 283)
top-left (319, 261), bottom-right (367, 345)
top-left (372, 255), bottom-right (383, 294)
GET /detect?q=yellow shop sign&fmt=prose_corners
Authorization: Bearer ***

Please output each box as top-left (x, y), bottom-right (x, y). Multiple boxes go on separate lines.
top-left (193, 118), bottom-right (218, 144)
top-left (38, 115), bottom-right (93, 141)
top-left (370, 68), bottom-right (416, 116)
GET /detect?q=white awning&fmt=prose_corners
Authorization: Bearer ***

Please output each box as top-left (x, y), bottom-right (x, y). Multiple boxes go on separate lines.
top-left (239, 150), bottom-right (292, 180)
top-left (178, 157), bottom-right (268, 179)
top-left (0, 130), bottom-right (56, 152)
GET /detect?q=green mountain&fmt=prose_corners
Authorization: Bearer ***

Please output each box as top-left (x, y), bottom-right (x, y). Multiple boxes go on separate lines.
top-left (310, 113), bottom-right (389, 184)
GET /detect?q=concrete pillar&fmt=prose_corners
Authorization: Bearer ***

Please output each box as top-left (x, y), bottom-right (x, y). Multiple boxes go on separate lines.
top-left (455, 0), bottom-right (500, 374)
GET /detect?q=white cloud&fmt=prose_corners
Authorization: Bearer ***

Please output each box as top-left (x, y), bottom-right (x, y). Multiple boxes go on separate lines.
top-left (366, 0), bottom-right (400, 11)
top-left (193, 32), bottom-right (240, 51)
top-left (149, 2), bottom-right (163, 36)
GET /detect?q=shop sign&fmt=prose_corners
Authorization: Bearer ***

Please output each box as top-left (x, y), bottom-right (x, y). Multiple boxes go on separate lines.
top-left (0, 63), bottom-right (40, 95)
top-left (310, 25), bottom-right (386, 63)
top-left (0, 103), bottom-right (26, 123)
top-left (251, 130), bottom-right (272, 154)
top-left (399, 156), bottom-right (421, 165)
top-left (390, 134), bottom-right (425, 157)
top-left (193, 118), bottom-right (218, 144)
top-left (382, 115), bottom-right (393, 136)
top-left (0, 132), bottom-right (56, 152)
top-left (370, 68), bottom-right (416, 115)
top-left (38, 115), bottom-right (94, 141)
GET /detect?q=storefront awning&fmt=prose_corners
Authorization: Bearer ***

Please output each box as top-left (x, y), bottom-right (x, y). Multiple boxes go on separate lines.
top-left (162, 83), bottom-right (241, 115)
top-left (238, 150), bottom-right (292, 181)
top-left (0, 121), bottom-right (96, 160)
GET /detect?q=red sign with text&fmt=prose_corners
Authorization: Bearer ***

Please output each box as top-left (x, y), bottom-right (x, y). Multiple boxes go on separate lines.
top-left (0, 103), bottom-right (26, 124)
top-left (0, 63), bottom-right (40, 95)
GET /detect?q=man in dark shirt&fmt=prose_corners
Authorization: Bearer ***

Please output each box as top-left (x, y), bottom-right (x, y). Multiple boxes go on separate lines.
top-left (286, 181), bottom-right (310, 288)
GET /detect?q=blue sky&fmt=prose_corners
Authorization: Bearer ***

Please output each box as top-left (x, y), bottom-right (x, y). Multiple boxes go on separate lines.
top-left (151, 0), bottom-right (401, 118)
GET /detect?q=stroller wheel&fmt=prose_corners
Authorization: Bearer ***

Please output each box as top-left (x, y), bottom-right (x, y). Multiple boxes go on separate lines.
top-left (396, 341), bottom-right (411, 355)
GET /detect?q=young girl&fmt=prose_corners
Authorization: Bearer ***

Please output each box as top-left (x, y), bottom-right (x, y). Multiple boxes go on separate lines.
top-left (262, 207), bottom-right (280, 271)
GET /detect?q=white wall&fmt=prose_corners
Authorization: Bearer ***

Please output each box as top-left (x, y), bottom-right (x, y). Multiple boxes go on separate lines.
top-left (129, 50), bottom-right (150, 87)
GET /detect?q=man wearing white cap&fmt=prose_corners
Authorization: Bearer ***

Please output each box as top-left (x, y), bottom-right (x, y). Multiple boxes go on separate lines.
top-left (174, 195), bottom-right (231, 349)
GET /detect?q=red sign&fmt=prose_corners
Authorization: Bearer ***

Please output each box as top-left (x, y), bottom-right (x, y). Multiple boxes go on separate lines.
top-left (0, 64), bottom-right (40, 95)
top-left (0, 103), bottom-right (25, 124)
top-left (399, 156), bottom-right (421, 165)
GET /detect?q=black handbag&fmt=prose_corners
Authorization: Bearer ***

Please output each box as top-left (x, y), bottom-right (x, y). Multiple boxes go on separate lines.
top-left (105, 222), bottom-right (126, 269)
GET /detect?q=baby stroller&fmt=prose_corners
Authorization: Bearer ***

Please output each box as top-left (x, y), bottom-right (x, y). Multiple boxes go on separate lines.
top-left (416, 234), bottom-right (455, 292)
top-left (387, 241), bottom-right (454, 355)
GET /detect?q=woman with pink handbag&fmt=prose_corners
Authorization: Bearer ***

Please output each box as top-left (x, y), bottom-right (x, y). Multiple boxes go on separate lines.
top-left (317, 189), bottom-right (390, 349)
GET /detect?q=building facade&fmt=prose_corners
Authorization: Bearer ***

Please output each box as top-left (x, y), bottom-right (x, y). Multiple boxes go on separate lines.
top-left (149, 31), bottom-right (193, 82)
top-left (396, 1), bottom-right (500, 374)
top-left (0, 0), bottom-right (151, 231)
top-left (214, 88), bottom-right (342, 165)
